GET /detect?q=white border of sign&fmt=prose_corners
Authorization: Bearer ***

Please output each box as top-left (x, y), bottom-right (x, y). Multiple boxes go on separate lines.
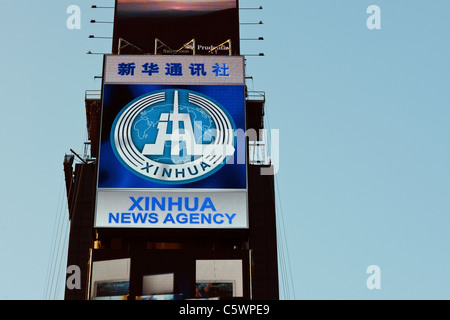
top-left (95, 55), bottom-right (248, 229)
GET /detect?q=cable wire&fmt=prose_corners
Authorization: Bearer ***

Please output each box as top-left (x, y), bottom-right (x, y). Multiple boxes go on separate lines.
top-left (43, 172), bottom-right (65, 299)
top-left (44, 172), bottom-right (70, 300)
top-left (264, 98), bottom-right (296, 300)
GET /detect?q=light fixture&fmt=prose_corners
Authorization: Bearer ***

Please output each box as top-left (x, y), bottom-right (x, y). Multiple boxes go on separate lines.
top-left (240, 21), bottom-right (263, 25)
top-left (91, 5), bottom-right (114, 8)
top-left (240, 37), bottom-right (264, 40)
top-left (89, 35), bottom-right (112, 39)
top-left (87, 51), bottom-right (108, 55)
top-left (90, 20), bottom-right (113, 24)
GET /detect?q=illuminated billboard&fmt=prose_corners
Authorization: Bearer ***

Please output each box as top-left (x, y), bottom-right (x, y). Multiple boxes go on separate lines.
top-left (94, 55), bottom-right (247, 229)
top-left (112, 0), bottom-right (240, 55)
top-left (196, 260), bottom-right (243, 298)
top-left (90, 258), bottom-right (131, 300)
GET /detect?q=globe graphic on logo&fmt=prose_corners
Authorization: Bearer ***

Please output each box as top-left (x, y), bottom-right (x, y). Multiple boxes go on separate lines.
top-left (111, 88), bottom-right (236, 184)
top-left (131, 96), bottom-right (217, 165)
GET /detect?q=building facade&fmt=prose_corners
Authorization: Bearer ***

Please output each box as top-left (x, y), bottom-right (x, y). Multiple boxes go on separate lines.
top-left (64, 0), bottom-right (278, 300)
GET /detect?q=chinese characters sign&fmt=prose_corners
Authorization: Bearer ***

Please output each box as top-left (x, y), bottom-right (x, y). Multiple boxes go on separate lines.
top-left (103, 55), bottom-right (244, 85)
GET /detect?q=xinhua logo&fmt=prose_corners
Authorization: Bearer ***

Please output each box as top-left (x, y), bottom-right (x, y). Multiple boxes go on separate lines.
top-left (111, 89), bottom-right (236, 184)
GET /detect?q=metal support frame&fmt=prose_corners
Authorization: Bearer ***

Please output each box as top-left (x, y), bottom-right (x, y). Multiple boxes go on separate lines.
top-left (208, 39), bottom-right (232, 56)
top-left (118, 37), bottom-right (144, 55)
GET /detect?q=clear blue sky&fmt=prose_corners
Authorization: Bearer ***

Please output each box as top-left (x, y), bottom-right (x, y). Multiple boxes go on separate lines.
top-left (0, 0), bottom-right (449, 300)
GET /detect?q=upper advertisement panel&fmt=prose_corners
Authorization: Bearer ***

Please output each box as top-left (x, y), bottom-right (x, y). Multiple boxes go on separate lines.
top-left (112, 0), bottom-right (240, 55)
